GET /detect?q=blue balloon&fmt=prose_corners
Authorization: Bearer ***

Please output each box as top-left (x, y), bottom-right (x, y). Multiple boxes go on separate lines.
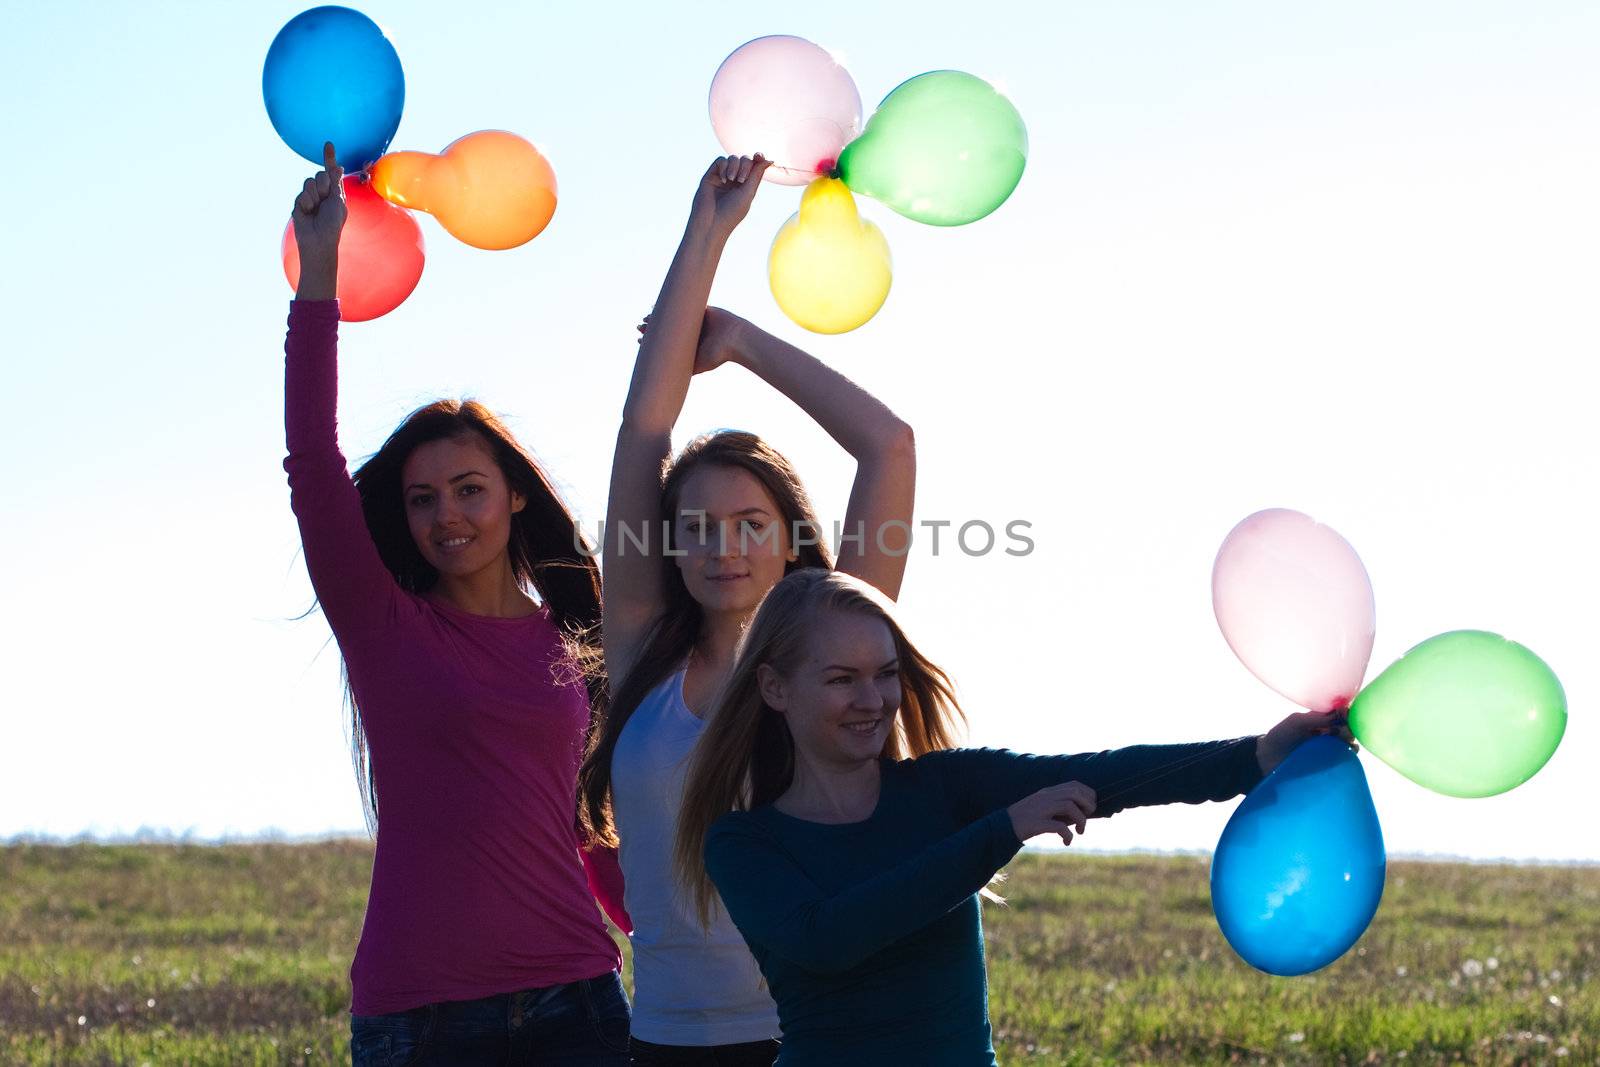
top-left (1210, 736), bottom-right (1385, 976)
top-left (263, 7), bottom-right (405, 171)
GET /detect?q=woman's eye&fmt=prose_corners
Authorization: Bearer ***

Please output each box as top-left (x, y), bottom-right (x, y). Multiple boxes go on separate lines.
top-left (408, 494), bottom-right (432, 508)
top-left (827, 676), bottom-right (851, 686)
top-left (878, 669), bottom-right (899, 680)
top-left (459, 484), bottom-right (482, 497)
top-left (741, 519), bottom-right (765, 531)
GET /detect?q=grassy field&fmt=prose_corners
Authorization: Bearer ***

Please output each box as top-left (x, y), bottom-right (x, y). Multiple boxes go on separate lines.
top-left (1, 844), bottom-right (1594, 1066)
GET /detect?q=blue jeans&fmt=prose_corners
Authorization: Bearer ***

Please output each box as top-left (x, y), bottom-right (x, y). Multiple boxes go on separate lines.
top-left (350, 972), bottom-right (631, 1066)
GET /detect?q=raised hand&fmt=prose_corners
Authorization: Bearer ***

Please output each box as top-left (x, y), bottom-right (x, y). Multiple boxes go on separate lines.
top-left (291, 141), bottom-right (347, 282)
top-left (691, 154), bottom-right (771, 238)
top-left (1255, 710), bottom-right (1358, 775)
top-left (636, 306), bottom-right (751, 375)
top-left (1007, 781), bottom-right (1097, 846)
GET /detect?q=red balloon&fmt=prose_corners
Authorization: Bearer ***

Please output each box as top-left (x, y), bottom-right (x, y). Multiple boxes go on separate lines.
top-left (282, 176), bottom-right (425, 321)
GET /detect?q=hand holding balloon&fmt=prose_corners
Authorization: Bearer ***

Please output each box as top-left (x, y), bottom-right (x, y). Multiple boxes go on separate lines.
top-left (291, 142), bottom-right (347, 300)
top-left (1255, 710), bottom-right (1356, 776)
top-left (637, 306), bottom-right (750, 375)
top-left (692, 155), bottom-right (771, 239)
top-left (708, 36), bottom-right (861, 186)
top-left (1007, 781), bottom-right (1097, 846)
top-left (281, 147), bottom-right (426, 322)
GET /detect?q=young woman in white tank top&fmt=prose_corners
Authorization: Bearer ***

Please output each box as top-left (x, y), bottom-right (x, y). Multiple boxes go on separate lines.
top-left (579, 155), bottom-right (917, 1066)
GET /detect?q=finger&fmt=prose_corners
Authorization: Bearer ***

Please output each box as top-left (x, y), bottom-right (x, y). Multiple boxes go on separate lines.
top-left (1059, 828), bottom-right (1074, 847)
top-left (1064, 782), bottom-right (1097, 814)
top-left (323, 141), bottom-right (339, 174)
top-left (297, 190), bottom-right (317, 215)
top-left (316, 170), bottom-right (333, 199)
top-left (735, 155), bottom-right (755, 183)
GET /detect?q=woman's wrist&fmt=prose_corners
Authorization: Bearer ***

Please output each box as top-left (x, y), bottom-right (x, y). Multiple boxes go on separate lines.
top-left (683, 211), bottom-right (731, 252)
top-left (295, 260), bottom-right (338, 301)
top-left (722, 315), bottom-right (760, 370)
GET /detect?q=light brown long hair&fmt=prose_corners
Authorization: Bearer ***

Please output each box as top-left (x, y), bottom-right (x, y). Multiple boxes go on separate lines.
top-left (674, 568), bottom-right (967, 927)
top-left (578, 431), bottom-right (834, 846)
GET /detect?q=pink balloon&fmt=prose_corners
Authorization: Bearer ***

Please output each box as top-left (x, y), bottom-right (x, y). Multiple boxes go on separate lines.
top-left (1212, 509), bottom-right (1376, 712)
top-left (709, 35), bottom-right (862, 186)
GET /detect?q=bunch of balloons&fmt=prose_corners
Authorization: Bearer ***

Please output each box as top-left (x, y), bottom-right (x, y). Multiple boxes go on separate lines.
top-left (1207, 509), bottom-right (1567, 976)
top-left (709, 36), bottom-right (1028, 334)
top-left (264, 6), bottom-right (558, 321)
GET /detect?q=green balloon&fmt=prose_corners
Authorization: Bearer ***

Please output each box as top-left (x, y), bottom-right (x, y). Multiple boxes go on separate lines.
top-left (837, 70), bottom-right (1026, 226)
top-left (1348, 630), bottom-right (1566, 798)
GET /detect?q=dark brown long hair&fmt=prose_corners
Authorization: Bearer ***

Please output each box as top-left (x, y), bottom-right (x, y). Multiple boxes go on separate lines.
top-left (675, 568), bottom-right (967, 926)
top-left (578, 430), bottom-right (833, 846)
top-left (344, 399), bottom-right (603, 834)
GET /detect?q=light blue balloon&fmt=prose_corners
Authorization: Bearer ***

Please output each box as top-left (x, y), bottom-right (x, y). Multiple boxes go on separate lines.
top-left (263, 6), bottom-right (405, 171)
top-left (1210, 736), bottom-right (1385, 976)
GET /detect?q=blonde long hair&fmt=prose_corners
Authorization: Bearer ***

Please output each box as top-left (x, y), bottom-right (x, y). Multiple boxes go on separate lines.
top-left (675, 568), bottom-right (967, 927)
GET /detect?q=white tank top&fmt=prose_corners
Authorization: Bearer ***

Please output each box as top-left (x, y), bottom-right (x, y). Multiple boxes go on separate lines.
top-left (612, 669), bottom-right (781, 1045)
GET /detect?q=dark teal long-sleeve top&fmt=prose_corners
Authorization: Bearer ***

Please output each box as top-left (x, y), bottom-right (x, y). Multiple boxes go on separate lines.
top-left (704, 740), bottom-right (1263, 1066)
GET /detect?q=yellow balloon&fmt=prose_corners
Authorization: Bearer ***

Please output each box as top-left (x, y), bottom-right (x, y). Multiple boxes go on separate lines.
top-left (768, 178), bottom-right (891, 334)
top-left (370, 131), bottom-right (557, 251)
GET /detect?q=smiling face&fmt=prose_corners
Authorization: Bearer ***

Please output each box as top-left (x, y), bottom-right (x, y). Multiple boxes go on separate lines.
top-left (672, 464), bottom-right (798, 618)
top-left (401, 434), bottom-right (525, 580)
top-left (758, 608), bottom-right (903, 771)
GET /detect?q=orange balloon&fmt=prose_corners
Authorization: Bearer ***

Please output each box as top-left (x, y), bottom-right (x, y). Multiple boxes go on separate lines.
top-left (370, 131), bottom-right (557, 250)
top-left (282, 176), bottom-right (425, 321)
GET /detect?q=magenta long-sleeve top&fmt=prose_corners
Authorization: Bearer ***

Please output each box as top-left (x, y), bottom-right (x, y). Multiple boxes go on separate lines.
top-left (283, 300), bottom-right (625, 1015)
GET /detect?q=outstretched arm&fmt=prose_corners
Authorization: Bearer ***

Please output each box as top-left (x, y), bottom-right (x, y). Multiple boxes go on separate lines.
top-left (929, 711), bottom-right (1354, 834)
top-left (602, 156), bottom-right (769, 680)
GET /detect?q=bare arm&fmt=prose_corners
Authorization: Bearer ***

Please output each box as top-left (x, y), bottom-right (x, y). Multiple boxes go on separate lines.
top-left (712, 312), bottom-right (916, 600)
top-left (602, 156), bottom-right (769, 678)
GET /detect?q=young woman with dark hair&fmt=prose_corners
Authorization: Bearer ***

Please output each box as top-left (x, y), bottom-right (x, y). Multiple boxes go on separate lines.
top-left (284, 144), bottom-right (630, 1065)
top-left (578, 156), bottom-right (917, 1066)
top-left (678, 568), bottom-right (1351, 1066)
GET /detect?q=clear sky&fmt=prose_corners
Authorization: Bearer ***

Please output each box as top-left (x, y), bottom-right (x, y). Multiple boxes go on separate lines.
top-left (2, 1), bottom-right (1595, 860)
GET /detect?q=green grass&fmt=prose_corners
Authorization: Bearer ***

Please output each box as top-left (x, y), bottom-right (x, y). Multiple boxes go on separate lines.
top-left (3, 844), bottom-right (1595, 1065)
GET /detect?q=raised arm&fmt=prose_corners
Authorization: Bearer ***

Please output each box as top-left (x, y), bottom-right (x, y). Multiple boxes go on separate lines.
top-left (699, 311), bottom-right (916, 600)
top-left (283, 142), bottom-right (401, 634)
top-left (602, 156), bottom-right (768, 677)
top-left (704, 809), bottom-right (1020, 976)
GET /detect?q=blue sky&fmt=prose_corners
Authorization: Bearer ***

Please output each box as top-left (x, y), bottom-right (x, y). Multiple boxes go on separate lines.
top-left (2, 1), bottom-right (1596, 860)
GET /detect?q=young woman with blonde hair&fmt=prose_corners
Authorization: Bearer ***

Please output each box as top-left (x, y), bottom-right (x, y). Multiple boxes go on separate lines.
top-left (678, 568), bottom-right (1349, 1066)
